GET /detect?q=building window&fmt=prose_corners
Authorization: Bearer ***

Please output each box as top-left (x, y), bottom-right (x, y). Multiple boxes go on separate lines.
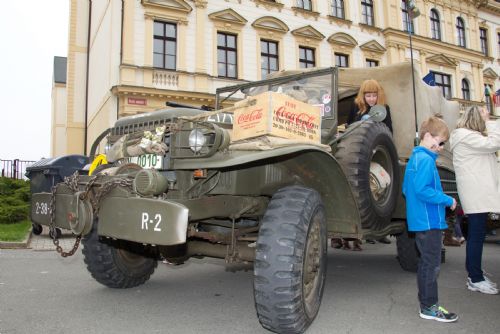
top-left (485, 85), bottom-right (493, 114)
top-left (461, 79), bottom-right (470, 100)
top-left (401, 1), bottom-right (414, 33)
top-left (497, 32), bottom-right (500, 58)
top-left (332, 0), bottom-right (345, 19)
top-left (361, 0), bottom-right (374, 26)
top-left (217, 32), bottom-right (237, 78)
top-left (153, 22), bottom-right (177, 70)
top-left (299, 47), bottom-right (315, 68)
top-left (430, 9), bottom-right (441, 40)
top-left (261, 40), bottom-right (279, 79)
top-left (456, 17), bottom-right (466, 47)
top-left (335, 53), bottom-right (349, 67)
top-left (431, 71), bottom-right (451, 99)
top-left (480, 28), bottom-right (488, 56)
top-left (297, 0), bottom-right (312, 10)
top-left (366, 59), bottom-right (379, 67)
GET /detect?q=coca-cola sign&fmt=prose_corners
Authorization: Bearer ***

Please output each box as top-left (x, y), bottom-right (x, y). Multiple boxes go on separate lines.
top-left (274, 106), bottom-right (317, 130)
top-left (237, 108), bottom-right (263, 124)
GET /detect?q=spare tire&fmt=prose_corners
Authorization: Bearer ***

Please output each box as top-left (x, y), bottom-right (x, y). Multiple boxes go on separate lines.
top-left (334, 121), bottom-right (400, 230)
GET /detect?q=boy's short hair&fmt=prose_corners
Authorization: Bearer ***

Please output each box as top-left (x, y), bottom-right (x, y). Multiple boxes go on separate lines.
top-left (418, 116), bottom-right (450, 140)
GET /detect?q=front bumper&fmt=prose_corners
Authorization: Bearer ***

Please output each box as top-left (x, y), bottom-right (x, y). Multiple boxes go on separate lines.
top-left (98, 196), bottom-right (188, 246)
top-left (30, 192), bottom-right (189, 246)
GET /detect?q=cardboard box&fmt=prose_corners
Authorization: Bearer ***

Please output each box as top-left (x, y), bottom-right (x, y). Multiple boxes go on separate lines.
top-left (232, 92), bottom-right (321, 143)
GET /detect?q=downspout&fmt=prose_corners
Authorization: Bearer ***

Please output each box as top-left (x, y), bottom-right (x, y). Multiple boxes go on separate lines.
top-left (84, 0), bottom-right (92, 155)
top-left (118, 0), bottom-right (124, 120)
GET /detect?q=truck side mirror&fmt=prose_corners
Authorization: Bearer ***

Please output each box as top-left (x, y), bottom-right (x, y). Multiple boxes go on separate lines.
top-left (367, 104), bottom-right (387, 122)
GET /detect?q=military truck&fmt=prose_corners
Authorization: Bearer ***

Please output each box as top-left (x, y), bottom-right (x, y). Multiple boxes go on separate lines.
top-left (28, 63), bottom-right (459, 334)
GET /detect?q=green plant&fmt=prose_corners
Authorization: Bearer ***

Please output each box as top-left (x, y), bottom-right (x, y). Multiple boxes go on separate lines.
top-left (0, 177), bottom-right (30, 224)
top-left (0, 220), bottom-right (31, 242)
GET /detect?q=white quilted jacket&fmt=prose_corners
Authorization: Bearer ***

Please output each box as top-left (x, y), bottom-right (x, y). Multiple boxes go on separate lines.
top-left (450, 120), bottom-right (500, 214)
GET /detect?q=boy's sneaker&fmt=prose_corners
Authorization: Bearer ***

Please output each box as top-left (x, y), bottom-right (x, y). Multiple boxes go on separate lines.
top-left (419, 305), bottom-right (458, 323)
top-left (467, 279), bottom-right (499, 294)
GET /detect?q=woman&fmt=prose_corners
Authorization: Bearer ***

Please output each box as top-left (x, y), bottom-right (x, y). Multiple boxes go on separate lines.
top-left (450, 106), bottom-right (500, 294)
top-left (346, 79), bottom-right (393, 245)
top-left (347, 79), bottom-right (393, 133)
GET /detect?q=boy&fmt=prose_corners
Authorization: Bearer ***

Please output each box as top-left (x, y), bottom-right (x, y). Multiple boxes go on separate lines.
top-left (402, 116), bottom-right (458, 322)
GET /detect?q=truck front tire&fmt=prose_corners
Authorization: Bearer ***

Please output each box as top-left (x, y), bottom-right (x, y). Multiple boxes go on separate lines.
top-left (82, 222), bottom-right (158, 288)
top-left (254, 186), bottom-right (327, 334)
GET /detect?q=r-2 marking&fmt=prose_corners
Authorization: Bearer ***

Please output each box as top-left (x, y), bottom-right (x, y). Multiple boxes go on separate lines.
top-left (141, 212), bottom-right (162, 232)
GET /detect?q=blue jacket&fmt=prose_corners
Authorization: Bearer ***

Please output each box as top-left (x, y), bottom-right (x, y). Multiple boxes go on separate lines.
top-left (402, 146), bottom-right (454, 231)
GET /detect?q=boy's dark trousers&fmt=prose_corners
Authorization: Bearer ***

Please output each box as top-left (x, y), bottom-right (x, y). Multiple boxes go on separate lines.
top-left (415, 229), bottom-right (442, 309)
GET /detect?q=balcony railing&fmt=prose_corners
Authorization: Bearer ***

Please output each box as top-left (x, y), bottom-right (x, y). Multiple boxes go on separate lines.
top-left (153, 70), bottom-right (179, 90)
top-left (451, 98), bottom-right (484, 113)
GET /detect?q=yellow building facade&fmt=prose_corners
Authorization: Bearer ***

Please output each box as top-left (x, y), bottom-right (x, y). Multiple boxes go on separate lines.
top-left (51, 0), bottom-right (499, 156)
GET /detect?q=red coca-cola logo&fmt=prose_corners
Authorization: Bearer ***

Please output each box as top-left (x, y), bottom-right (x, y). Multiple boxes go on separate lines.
top-left (275, 106), bottom-right (316, 129)
top-left (238, 108), bottom-right (263, 124)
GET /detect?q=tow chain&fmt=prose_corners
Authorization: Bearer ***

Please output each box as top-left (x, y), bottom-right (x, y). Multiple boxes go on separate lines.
top-left (49, 172), bottom-right (133, 257)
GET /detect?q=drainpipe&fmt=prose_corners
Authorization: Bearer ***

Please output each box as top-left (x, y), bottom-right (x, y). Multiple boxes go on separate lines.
top-left (118, 0), bottom-right (124, 120)
top-left (84, 0), bottom-right (92, 156)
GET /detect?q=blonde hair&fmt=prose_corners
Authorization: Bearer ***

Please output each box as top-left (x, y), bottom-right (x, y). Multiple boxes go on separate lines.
top-left (456, 106), bottom-right (486, 136)
top-left (354, 79), bottom-right (387, 115)
top-left (419, 116), bottom-right (450, 141)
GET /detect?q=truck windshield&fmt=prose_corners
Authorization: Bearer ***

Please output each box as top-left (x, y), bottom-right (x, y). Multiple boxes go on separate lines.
top-left (215, 67), bottom-right (337, 121)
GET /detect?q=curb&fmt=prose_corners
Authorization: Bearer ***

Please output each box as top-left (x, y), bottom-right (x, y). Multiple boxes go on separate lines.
top-left (0, 229), bottom-right (32, 249)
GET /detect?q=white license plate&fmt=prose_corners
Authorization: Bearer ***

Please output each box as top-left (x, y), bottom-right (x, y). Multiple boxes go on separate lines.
top-left (127, 154), bottom-right (162, 169)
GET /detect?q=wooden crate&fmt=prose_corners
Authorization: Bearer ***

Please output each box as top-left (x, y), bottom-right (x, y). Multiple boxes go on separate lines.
top-left (232, 91), bottom-right (321, 143)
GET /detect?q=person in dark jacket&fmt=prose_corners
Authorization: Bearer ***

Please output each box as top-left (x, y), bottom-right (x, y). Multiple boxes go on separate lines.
top-left (402, 116), bottom-right (457, 323)
top-left (347, 79), bottom-right (393, 133)
top-left (348, 79), bottom-right (392, 245)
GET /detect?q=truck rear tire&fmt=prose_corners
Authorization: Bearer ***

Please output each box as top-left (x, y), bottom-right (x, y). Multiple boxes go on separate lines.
top-left (82, 222), bottom-right (158, 288)
top-left (335, 121), bottom-right (400, 230)
top-left (254, 186), bottom-right (327, 334)
top-left (396, 229), bottom-right (419, 272)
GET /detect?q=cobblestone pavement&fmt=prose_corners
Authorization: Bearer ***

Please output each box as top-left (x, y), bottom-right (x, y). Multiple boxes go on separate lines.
top-left (29, 226), bottom-right (79, 251)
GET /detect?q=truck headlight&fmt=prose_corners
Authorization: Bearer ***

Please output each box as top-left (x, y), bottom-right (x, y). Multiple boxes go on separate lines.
top-left (189, 129), bottom-right (206, 152)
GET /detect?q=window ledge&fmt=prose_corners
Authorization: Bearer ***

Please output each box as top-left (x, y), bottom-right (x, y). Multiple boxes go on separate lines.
top-left (252, 0), bottom-right (284, 10)
top-left (291, 7), bottom-right (320, 20)
top-left (359, 23), bottom-right (382, 33)
top-left (327, 15), bottom-right (352, 26)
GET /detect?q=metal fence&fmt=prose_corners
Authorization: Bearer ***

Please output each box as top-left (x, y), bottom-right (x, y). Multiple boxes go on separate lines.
top-left (1, 159), bottom-right (35, 180)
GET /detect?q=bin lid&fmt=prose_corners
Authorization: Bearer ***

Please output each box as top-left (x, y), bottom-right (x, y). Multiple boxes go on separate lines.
top-left (25, 155), bottom-right (89, 174)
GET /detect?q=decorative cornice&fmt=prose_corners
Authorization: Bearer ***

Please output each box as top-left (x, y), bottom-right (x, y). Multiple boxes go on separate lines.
top-left (144, 12), bottom-right (188, 24)
top-left (252, 16), bottom-right (289, 33)
top-left (383, 28), bottom-right (486, 59)
top-left (291, 25), bottom-right (325, 40)
top-left (483, 67), bottom-right (498, 79)
top-left (327, 32), bottom-right (358, 48)
top-left (191, 0), bottom-right (208, 9)
top-left (427, 53), bottom-right (458, 67)
top-left (142, 0), bottom-right (192, 13)
top-left (359, 40), bottom-right (387, 54)
top-left (208, 8), bottom-right (248, 25)
top-left (480, 0), bottom-right (500, 14)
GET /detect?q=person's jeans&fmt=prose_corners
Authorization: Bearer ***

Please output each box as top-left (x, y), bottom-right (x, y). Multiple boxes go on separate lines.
top-left (454, 215), bottom-right (464, 239)
top-left (466, 212), bottom-right (488, 283)
top-left (415, 229), bottom-right (442, 309)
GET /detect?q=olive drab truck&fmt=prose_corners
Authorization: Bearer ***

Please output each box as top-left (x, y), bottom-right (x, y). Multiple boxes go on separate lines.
top-left (27, 63), bottom-right (459, 334)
